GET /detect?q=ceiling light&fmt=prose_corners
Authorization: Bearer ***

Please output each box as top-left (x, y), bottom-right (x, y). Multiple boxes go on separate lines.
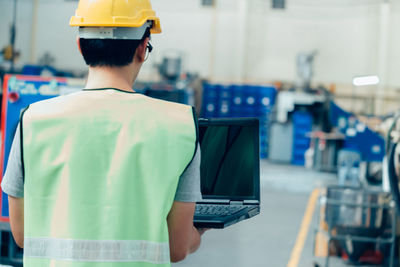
top-left (352, 75), bottom-right (380, 86)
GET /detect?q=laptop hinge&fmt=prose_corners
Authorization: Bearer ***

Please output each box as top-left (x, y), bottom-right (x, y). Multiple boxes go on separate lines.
top-left (230, 201), bottom-right (243, 205)
top-left (243, 200), bottom-right (259, 205)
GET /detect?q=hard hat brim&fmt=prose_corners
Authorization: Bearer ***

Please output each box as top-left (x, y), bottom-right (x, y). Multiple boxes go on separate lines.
top-left (70, 16), bottom-right (161, 34)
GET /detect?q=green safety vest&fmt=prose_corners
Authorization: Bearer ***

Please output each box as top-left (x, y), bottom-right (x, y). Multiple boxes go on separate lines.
top-left (21, 88), bottom-right (198, 267)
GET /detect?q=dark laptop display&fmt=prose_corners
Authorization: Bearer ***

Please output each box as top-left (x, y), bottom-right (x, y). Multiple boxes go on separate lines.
top-left (194, 118), bottom-right (260, 229)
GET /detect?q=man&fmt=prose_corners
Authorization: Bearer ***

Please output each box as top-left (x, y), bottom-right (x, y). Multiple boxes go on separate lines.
top-left (1, 0), bottom-right (205, 266)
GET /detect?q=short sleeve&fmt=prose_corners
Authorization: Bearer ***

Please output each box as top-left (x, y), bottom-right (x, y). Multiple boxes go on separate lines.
top-left (1, 124), bottom-right (24, 198)
top-left (174, 147), bottom-right (202, 202)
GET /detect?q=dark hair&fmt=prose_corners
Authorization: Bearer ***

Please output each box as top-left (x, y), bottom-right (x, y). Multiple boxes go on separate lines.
top-left (79, 28), bottom-right (150, 67)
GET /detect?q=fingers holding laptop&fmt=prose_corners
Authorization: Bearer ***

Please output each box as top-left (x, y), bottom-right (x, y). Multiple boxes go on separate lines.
top-left (196, 228), bottom-right (210, 235)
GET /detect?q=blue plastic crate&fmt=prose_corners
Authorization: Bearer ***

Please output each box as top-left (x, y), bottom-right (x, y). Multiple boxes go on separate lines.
top-left (242, 107), bottom-right (257, 117)
top-left (257, 86), bottom-right (277, 108)
top-left (260, 141), bottom-right (268, 149)
top-left (217, 85), bottom-right (232, 117)
top-left (202, 83), bottom-right (219, 118)
top-left (260, 144), bottom-right (268, 158)
top-left (202, 98), bottom-right (217, 118)
top-left (294, 131), bottom-right (308, 138)
top-left (243, 85), bottom-right (258, 107)
top-left (292, 159), bottom-right (305, 166)
top-left (218, 101), bottom-right (230, 117)
top-left (293, 112), bottom-right (313, 126)
top-left (230, 85), bottom-right (244, 117)
top-left (231, 107), bottom-right (242, 117)
top-left (292, 111), bottom-right (312, 165)
top-left (257, 106), bottom-right (272, 115)
top-left (203, 83), bottom-right (219, 98)
top-left (219, 85), bottom-right (231, 99)
top-left (293, 150), bottom-right (307, 157)
top-left (260, 129), bottom-right (268, 137)
top-left (293, 138), bottom-right (310, 147)
top-left (202, 83), bottom-right (277, 160)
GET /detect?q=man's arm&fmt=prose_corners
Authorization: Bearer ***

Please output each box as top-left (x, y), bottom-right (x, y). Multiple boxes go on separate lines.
top-left (8, 196), bottom-right (24, 248)
top-left (167, 201), bottom-right (201, 262)
top-left (1, 125), bottom-right (25, 248)
top-left (168, 145), bottom-right (204, 262)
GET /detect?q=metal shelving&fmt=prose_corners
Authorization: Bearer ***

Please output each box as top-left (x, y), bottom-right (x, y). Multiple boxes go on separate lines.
top-left (313, 189), bottom-right (396, 267)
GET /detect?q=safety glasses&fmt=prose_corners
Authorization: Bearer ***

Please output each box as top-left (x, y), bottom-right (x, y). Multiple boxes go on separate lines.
top-left (145, 42), bottom-right (153, 61)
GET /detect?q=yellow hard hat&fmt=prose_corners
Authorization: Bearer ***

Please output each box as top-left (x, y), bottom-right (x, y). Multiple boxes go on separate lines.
top-left (70, 0), bottom-right (161, 34)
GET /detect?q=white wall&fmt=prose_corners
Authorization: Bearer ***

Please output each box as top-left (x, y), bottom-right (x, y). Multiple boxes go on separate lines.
top-left (0, 0), bottom-right (399, 88)
top-left (387, 1), bottom-right (400, 87)
top-left (0, 0), bottom-right (34, 66)
top-left (245, 0), bottom-right (380, 85)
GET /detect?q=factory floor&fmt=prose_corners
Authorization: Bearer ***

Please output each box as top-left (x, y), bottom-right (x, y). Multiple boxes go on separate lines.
top-left (173, 160), bottom-right (358, 267)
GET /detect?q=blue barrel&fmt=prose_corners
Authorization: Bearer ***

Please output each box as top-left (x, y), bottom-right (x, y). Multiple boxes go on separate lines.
top-left (242, 85), bottom-right (258, 117)
top-left (256, 86), bottom-right (275, 119)
top-left (260, 119), bottom-right (269, 159)
top-left (241, 107), bottom-right (256, 117)
top-left (292, 111), bottom-right (313, 165)
top-left (257, 107), bottom-right (271, 123)
top-left (218, 85), bottom-right (232, 117)
top-left (260, 126), bottom-right (268, 137)
top-left (257, 86), bottom-right (276, 107)
top-left (230, 85), bottom-right (244, 117)
top-left (202, 83), bottom-right (219, 118)
top-left (260, 126), bottom-right (268, 159)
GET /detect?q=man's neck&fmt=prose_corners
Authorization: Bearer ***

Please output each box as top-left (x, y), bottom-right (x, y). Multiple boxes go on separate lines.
top-left (85, 64), bottom-right (140, 93)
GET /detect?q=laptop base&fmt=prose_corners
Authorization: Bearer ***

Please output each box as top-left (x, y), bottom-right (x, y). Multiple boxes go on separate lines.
top-left (194, 205), bottom-right (260, 229)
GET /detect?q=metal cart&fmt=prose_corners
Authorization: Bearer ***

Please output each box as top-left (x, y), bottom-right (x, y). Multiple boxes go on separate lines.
top-left (313, 186), bottom-right (396, 267)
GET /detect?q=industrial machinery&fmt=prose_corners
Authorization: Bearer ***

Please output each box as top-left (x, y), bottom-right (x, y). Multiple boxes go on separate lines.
top-left (296, 50), bottom-right (318, 90)
top-left (312, 112), bottom-right (400, 267)
top-left (135, 49), bottom-right (198, 107)
top-left (0, 0), bottom-right (20, 72)
top-left (311, 105), bottom-right (397, 266)
top-left (158, 50), bottom-right (184, 81)
top-left (386, 114), bottom-right (400, 216)
top-left (271, 51), bottom-right (335, 166)
top-left (314, 186), bottom-right (396, 267)
top-left (0, 75), bottom-right (84, 266)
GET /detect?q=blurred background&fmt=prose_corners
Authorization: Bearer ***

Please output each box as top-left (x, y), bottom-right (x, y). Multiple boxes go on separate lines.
top-left (2, 0), bottom-right (400, 266)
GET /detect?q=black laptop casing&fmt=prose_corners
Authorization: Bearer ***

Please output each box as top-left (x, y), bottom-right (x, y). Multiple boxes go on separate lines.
top-left (193, 118), bottom-right (261, 229)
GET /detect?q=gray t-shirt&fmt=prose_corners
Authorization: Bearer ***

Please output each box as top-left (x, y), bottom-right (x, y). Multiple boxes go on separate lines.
top-left (1, 124), bottom-right (202, 202)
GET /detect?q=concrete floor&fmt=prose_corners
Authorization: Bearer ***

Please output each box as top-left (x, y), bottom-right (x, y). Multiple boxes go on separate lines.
top-left (173, 160), bottom-right (343, 267)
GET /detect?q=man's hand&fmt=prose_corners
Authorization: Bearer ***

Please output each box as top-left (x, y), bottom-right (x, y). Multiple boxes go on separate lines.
top-left (196, 228), bottom-right (210, 236)
top-left (167, 201), bottom-right (202, 262)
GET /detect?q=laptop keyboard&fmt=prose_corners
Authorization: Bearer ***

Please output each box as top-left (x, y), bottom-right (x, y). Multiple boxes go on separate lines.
top-left (195, 204), bottom-right (246, 216)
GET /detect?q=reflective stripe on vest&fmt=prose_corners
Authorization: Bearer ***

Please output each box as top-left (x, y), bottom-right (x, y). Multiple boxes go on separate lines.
top-left (24, 238), bottom-right (170, 264)
top-left (22, 89), bottom-right (198, 266)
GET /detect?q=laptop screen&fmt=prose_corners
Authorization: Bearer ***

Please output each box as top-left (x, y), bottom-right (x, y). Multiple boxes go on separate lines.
top-left (198, 118), bottom-right (260, 201)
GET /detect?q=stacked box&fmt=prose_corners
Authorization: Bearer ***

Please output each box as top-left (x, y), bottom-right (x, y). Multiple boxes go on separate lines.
top-left (256, 86), bottom-right (276, 159)
top-left (242, 85), bottom-right (258, 117)
top-left (217, 85), bottom-right (232, 117)
top-left (292, 111), bottom-right (313, 165)
top-left (201, 83), bottom-right (219, 118)
top-left (201, 83), bottom-right (276, 159)
top-left (231, 85), bottom-right (244, 117)
top-left (329, 101), bottom-right (385, 162)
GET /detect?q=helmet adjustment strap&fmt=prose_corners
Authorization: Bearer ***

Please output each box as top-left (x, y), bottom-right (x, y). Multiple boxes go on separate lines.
top-left (79, 21), bottom-right (151, 40)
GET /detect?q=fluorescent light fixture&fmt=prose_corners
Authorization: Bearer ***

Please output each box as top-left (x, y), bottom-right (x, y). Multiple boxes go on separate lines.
top-left (352, 75), bottom-right (380, 86)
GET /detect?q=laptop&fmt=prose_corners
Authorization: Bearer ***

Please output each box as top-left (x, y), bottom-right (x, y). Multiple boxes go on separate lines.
top-left (193, 118), bottom-right (261, 229)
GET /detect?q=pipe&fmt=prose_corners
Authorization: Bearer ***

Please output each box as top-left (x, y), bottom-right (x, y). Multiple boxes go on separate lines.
top-left (388, 142), bottom-right (400, 216)
top-left (10, 0), bottom-right (17, 72)
top-left (30, 0), bottom-right (39, 64)
top-left (375, 2), bottom-right (391, 115)
top-left (208, 1), bottom-right (217, 81)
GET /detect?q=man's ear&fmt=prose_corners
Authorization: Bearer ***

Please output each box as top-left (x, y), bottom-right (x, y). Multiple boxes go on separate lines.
top-left (76, 36), bottom-right (82, 55)
top-left (135, 37), bottom-right (149, 63)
